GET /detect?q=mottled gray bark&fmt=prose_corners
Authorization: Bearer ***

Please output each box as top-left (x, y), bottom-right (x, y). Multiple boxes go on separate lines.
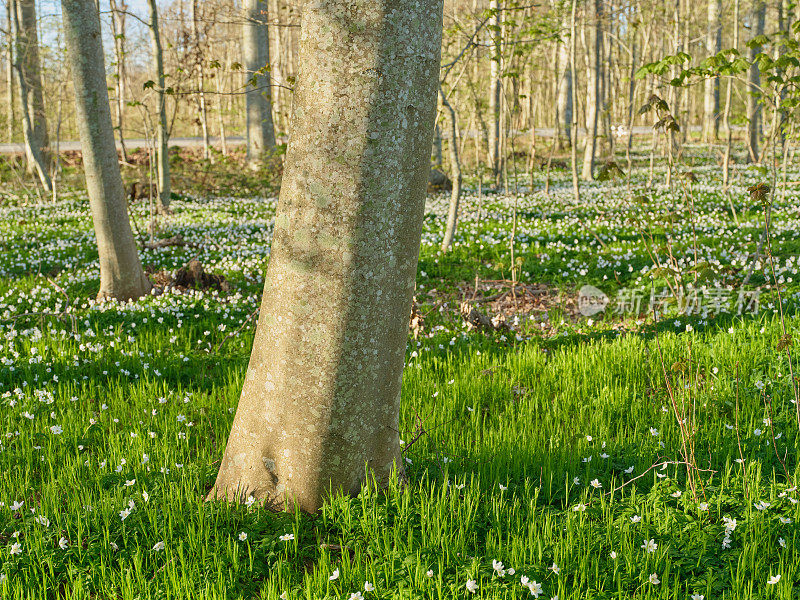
top-left (243, 0), bottom-right (276, 163)
top-left (12, 0), bottom-right (50, 190)
top-left (746, 0), bottom-right (765, 162)
top-left (702, 0), bottom-right (721, 142)
top-left (581, 0), bottom-right (600, 181)
top-left (209, 0), bottom-right (444, 513)
top-left (61, 0), bottom-right (151, 301)
top-left (440, 87), bottom-right (462, 253)
top-left (146, 0), bottom-right (170, 210)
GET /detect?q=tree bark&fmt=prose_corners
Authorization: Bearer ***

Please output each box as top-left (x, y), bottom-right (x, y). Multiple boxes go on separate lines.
top-left (146, 0), bottom-right (171, 210)
top-left (581, 0), bottom-right (600, 181)
top-left (702, 0), bottom-right (721, 142)
top-left (208, 0), bottom-right (444, 513)
top-left (746, 0), bottom-right (765, 163)
top-left (242, 0), bottom-right (276, 164)
top-left (12, 0), bottom-right (50, 190)
top-left (61, 0), bottom-right (151, 301)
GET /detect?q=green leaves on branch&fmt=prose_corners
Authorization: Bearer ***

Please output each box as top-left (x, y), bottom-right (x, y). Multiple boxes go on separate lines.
top-left (635, 52), bottom-right (691, 82)
top-left (637, 49), bottom-right (749, 88)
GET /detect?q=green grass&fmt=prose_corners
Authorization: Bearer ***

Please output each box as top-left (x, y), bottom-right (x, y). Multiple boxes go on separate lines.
top-left (0, 149), bottom-right (799, 598)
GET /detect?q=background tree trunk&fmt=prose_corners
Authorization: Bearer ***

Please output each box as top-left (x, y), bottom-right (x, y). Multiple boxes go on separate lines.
top-left (441, 86), bottom-right (462, 253)
top-left (242, 0), bottom-right (276, 164)
top-left (209, 0), bottom-right (444, 513)
top-left (61, 0), bottom-right (151, 301)
top-left (4, 0), bottom-right (15, 143)
top-left (556, 12), bottom-right (572, 150)
top-left (581, 0), bottom-right (600, 181)
top-left (488, 0), bottom-right (501, 185)
top-left (146, 0), bottom-right (171, 210)
top-left (569, 0), bottom-right (580, 202)
top-left (191, 0), bottom-right (210, 160)
top-left (109, 0), bottom-right (128, 162)
top-left (746, 0), bottom-right (765, 162)
top-left (702, 0), bottom-right (721, 142)
top-left (12, 0), bottom-right (50, 190)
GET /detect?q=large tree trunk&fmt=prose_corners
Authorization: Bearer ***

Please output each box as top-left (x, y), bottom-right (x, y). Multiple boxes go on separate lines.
top-left (12, 0), bottom-right (50, 190)
top-left (488, 0), bottom-right (501, 185)
top-left (242, 0), bottom-right (276, 164)
top-left (61, 0), bottom-right (151, 301)
top-left (208, 0), bottom-right (444, 513)
top-left (702, 0), bottom-right (721, 142)
top-left (746, 0), bottom-right (765, 163)
top-left (581, 0), bottom-right (600, 181)
top-left (146, 0), bottom-right (171, 211)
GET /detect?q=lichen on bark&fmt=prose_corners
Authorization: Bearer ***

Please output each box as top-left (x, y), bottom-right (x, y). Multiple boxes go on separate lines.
top-left (209, 0), bottom-right (445, 513)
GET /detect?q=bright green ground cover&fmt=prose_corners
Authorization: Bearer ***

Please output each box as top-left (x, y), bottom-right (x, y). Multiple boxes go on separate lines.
top-left (1, 151), bottom-right (799, 598)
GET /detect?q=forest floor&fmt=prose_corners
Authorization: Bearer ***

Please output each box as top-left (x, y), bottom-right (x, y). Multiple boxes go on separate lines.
top-left (1, 147), bottom-right (799, 598)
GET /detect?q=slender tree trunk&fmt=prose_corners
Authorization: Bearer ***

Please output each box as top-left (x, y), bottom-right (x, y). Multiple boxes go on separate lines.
top-left (191, 0), bottom-right (210, 160)
top-left (146, 0), bottom-right (171, 210)
top-left (268, 0), bottom-right (283, 134)
top-left (668, 0), bottom-right (680, 154)
top-left (208, 0), bottom-right (444, 513)
top-left (440, 87), bottom-right (462, 253)
top-left (432, 123), bottom-right (443, 169)
top-left (625, 24), bottom-right (638, 165)
top-left (702, 0), bottom-right (721, 142)
top-left (569, 0), bottom-right (580, 202)
top-left (12, 0), bottom-right (50, 190)
top-left (600, 15), bottom-right (612, 158)
top-left (243, 0), bottom-right (276, 164)
top-left (5, 1), bottom-right (15, 143)
top-left (61, 0), bottom-right (151, 301)
top-left (109, 0), bottom-right (128, 163)
top-left (556, 13), bottom-right (572, 150)
top-left (680, 0), bottom-right (690, 143)
top-left (723, 0), bottom-right (739, 190)
top-left (581, 0), bottom-right (600, 180)
top-left (747, 0), bottom-right (765, 163)
top-left (214, 41), bottom-right (229, 156)
top-left (488, 0), bottom-right (501, 185)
